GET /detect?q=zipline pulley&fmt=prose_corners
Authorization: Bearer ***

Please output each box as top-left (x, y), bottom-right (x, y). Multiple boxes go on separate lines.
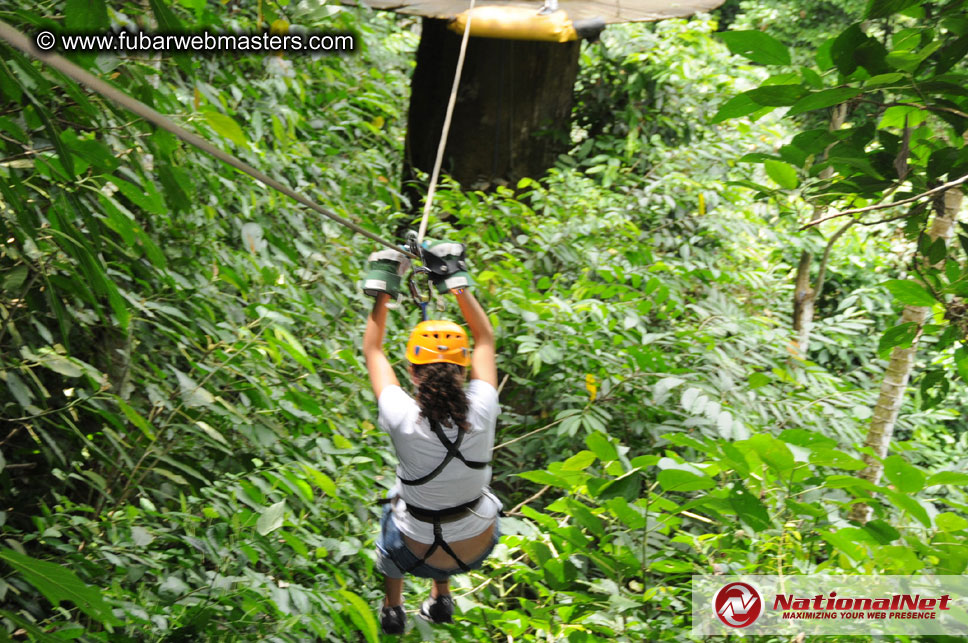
top-left (405, 230), bottom-right (434, 321)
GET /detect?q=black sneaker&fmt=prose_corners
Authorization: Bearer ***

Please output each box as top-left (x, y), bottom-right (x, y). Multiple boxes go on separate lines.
top-left (381, 604), bottom-right (406, 635)
top-left (418, 594), bottom-right (453, 624)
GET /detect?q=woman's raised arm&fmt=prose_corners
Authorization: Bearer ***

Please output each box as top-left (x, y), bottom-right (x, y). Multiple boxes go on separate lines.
top-left (363, 293), bottom-right (399, 399)
top-left (454, 289), bottom-right (497, 388)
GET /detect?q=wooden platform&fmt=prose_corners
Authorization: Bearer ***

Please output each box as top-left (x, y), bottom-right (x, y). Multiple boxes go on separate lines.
top-left (344, 0), bottom-right (724, 25)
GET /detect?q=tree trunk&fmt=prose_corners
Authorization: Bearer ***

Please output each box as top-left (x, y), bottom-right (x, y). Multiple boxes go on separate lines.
top-left (849, 189), bottom-right (963, 523)
top-left (402, 18), bottom-right (581, 208)
top-left (792, 249), bottom-right (817, 352)
top-left (792, 104), bottom-right (847, 354)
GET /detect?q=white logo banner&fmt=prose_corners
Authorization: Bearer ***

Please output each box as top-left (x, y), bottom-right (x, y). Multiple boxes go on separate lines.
top-left (692, 575), bottom-right (968, 636)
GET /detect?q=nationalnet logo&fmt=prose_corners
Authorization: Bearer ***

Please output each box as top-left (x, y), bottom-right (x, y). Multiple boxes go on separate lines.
top-left (772, 590), bottom-right (951, 620)
top-left (693, 575), bottom-right (968, 636)
top-left (713, 581), bottom-right (763, 628)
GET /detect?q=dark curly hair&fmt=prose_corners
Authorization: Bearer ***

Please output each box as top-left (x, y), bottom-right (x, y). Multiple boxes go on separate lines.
top-left (413, 362), bottom-right (469, 432)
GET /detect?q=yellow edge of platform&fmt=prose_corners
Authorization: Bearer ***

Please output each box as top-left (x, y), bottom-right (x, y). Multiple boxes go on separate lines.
top-left (448, 6), bottom-right (579, 42)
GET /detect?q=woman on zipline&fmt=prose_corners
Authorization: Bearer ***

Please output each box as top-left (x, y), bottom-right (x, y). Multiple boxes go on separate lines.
top-left (362, 240), bottom-right (501, 634)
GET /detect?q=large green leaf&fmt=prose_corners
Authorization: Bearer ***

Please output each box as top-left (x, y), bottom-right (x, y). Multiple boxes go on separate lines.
top-left (746, 434), bottom-right (795, 474)
top-left (585, 431), bottom-right (618, 462)
top-left (204, 110), bottom-right (250, 148)
top-left (882, 279), bottom-right (936, 306)
top-left (0, 549), bottom-right (121, 627)
top-left (936, 513), bottom-right (968, 532)
top-left (591, 472), bottom-right (642, 501)
top-left (821, 528), bottom-right (877, 561)
top-left (657, 469), bottom-right (714, 492)
top-left (779, 429), bottom-right (837, 449)
top-left (728, 482), bottom-right (771, 532)
top-left (764, 160), bottom-right (799, 189)
top-left (747, 84), bottom-right (807, 107)
top-left (272, 326), bottom-right (317, 373)
top-left (0, 609), bottom-right (65, 643)
top-left (711, 92), bottom-right (766, 123)
top-left (561, 450), bottom-right (597, 471)
top-left (786, 87), bottom-right (863, 116)
top-left (926, 471), bottom-right (968, 486)
top-left (824, 475), bottom-right (882, 493)
top-left (957, 347), bottom-right (968, 384)
top-left (884, 490), bottom-right (932, 527)
top-left (874, 543), bottom-right (926, 572)
top-left (518, 469), bottom-right (569, 488)
top-left (810, 448), bottom-right (866, 471)
top-left (877, 322), bottom-right (919, 359)
top-left (718, 30), bottom-right (791, 65)
top-left (831, 24), bottom-right (869, 76)
top-left (865, 0), bottom-right (921, 19)
top-left (147, 0), bottom-right (184, 30)
top-left (256, 500), bottom-right (286, 536)
top-left (883, 455), bottom-right (925, 493)
top-left (300, 464), bottom-right (338, 496)
top-left (111, 176), bottom-right (167, 216)
top-left (338, 590), bottom-right (379, 643)
top-left (863, 519), bottom-right (900, 544)
top-left (937, 33), bottom-right (968, 74)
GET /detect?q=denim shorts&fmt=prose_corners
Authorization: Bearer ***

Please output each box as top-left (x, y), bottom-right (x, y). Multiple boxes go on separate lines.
top-left (375, 499), bottom-right (500, 581)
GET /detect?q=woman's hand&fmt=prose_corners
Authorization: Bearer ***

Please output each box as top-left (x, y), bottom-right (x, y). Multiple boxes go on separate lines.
top-left (362, 249), bottom-right (411, 298)
top-left (421, 238), bottom-right (472, 293)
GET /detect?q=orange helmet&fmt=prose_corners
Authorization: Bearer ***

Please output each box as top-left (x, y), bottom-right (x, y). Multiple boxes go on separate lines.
top-left (406, 320), bottom-right (471, 366)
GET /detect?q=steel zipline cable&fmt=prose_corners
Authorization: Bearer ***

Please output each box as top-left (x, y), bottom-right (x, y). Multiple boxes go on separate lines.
top-left (0, 19), bottom-right (421, 259)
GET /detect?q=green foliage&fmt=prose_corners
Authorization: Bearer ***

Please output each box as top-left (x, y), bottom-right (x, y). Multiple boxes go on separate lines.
top-left (0, 548), bottom-right (121, 628)
top-left (883, 278), bottom-right (936, 306)
top-left (1, 0), bottom-right (967, 641)
top-left (718, 30), bottom-right (791, 65)
top-left (2, 0), bottom-right (413, 639)
top-left (721, 0), bottom-right (865, 64)
top-left (717, 0), bottom-right (968, 398)
top-left (572, 18), bottom-right (759, 183)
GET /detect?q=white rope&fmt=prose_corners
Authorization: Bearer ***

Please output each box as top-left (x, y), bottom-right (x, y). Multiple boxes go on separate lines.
top-left (416, 0), bottom-right (476, 246)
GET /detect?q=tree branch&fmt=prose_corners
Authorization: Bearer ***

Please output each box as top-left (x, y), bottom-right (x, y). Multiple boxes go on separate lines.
top-left (856, 201), bottom-right (928, 227)
top-left (0, 146), bottom-right (55, 164)
top-left (493, 417), bottom-right (565, 452)
top-left (801, 172), bottom-right (968, 229)
top-left (507, 484), bottom-right (551, 516)
top-left (856, 98), bottom-right (968, 121)
top-left (813, 220), bottom-right (856, 302)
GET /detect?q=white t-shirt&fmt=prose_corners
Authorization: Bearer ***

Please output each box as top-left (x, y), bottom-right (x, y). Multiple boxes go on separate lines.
top-left (378, 379), bottom-right (502, 544)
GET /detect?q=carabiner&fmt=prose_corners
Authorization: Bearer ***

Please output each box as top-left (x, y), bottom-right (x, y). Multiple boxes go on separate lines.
top-left (404, 230), bottom-right (435, 321)
top-left (407, 270), bottom-right (433, 321)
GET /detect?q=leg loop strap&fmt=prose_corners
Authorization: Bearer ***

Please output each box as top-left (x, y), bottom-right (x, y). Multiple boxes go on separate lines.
top-left (401, 518), bottom-right (472, 575)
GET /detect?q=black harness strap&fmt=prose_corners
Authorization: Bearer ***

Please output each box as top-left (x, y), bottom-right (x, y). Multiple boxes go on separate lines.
top-left (397, 420), bottom-right (489, 486)
top-left (400, 499), bottom-right (480, 574)
top-left (384, 419), bottom-right (493, 574)
top-left (378, 496), bottom-right (483, 574)
top-left (418, 523), bottom-right (473, 573)
top-left (405, 497), bottom-right (481, 523)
